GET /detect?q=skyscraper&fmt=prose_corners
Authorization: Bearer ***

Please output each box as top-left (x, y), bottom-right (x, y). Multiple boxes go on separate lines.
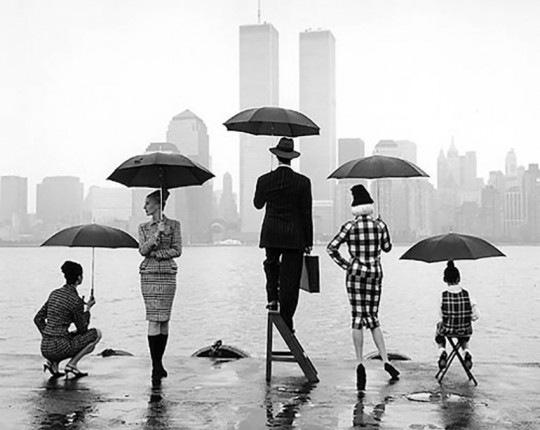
top-left (0, 176), bottom-right (27, 225)
top-left (373, 140), bottom-right (433, 240)
top-left (299, 29), bottom-right (336, 239)
top-left (238, 23), bottom-right (279, 240)
top-left (167, 109), bottom-right (213, 243)
top-left (36, 176), bottom-right (83, 226)
top-left (335, 138), bottom-right (365, 226)
top-left (84, 186), bottom-right (131, 226)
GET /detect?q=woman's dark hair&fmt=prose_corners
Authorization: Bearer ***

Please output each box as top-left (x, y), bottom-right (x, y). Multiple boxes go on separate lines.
top-left (61, 261), bottom-right (83, 284)
top-left (443, 260), bottom-right (460, 284)
top-left (147, 189), bottom-right (170, 209)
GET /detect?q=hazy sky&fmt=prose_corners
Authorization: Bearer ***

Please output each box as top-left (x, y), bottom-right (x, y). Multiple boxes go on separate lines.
top-left (2, 0), bottom-right (540, 208)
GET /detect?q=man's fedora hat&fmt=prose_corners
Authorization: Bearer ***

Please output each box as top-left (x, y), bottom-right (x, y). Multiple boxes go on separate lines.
top-left (269, 137), bottom-right (300, 159)
top-left (351, 184), bottom-right (374, 206)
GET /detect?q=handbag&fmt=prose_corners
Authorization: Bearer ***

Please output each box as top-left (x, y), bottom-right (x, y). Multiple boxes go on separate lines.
top-left (300, 254), bottom-right (320, 293)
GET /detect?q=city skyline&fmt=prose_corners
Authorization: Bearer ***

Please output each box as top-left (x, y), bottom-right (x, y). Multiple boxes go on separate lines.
top-left (2, 1), bottom-right (540, 210)
top-left (2, 142), bottom-right (537, 213)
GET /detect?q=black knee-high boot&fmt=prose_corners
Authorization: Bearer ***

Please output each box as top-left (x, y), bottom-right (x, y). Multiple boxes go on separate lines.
top-left (148, 335), bottom-right (161, 380)
top-left (156, 334), bottom-right (168, 378)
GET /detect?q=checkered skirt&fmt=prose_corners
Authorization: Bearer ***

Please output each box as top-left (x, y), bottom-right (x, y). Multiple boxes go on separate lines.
top-left (40, 329), bottom-right (99, 361)
top-left (140, 272), bottom-right (176, 322)
top-left (346, 271), bottom-right (382, 329)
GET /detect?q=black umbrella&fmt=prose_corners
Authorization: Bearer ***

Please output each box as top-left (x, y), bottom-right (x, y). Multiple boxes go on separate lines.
top-left (328, 155), bottom-right (429, 214)
top-left (328, 155), bottom-right (429, 179)
top-left (107, 151), bottom-right (214, 189)
top-left (41, 224), bottom-right (139, 297)
top-left (400, 232), bottom-right (506, 263)
top-left (223, 106), bottom-right (320, 137)
top-left (107, 150), bottom-right (215, 219)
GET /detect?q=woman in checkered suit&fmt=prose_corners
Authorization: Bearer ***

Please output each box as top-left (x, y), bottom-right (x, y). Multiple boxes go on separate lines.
top-left (34, 261), bottom-right (102, 378)
top-left (327, 184), bottom-right (400, 391)
top-left (435, 261), bottom-right (480, 371)
top-left (138, 189), bottom-right (182, 382)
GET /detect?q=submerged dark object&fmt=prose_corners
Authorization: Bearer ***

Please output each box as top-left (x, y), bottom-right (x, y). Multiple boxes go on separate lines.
top-left (192, 340), bottom-right (250, 359)
top-left (98, 348), bottom-right (134, 357)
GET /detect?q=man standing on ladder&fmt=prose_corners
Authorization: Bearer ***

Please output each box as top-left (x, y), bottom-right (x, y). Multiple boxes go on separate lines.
top-left (253, 137), bottom-right (313, 333)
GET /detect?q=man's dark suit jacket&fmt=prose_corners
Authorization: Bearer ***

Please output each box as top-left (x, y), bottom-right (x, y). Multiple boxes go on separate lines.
top-left (253, 166), bottom-right (313, 250)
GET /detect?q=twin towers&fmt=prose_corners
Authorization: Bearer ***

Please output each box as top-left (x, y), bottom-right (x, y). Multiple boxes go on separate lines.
top-left (238, 24), bottom-right (337, 241)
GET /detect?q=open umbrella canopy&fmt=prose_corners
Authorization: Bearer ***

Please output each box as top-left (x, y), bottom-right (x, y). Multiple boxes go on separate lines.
top-left (41, 224), bottom-right (138, 249)
top-left (328, 155), bottom-right (429, 180)
top-left (41, 224), bottom-right (138, 297)
top-left (107, 151), bottom-right (215, 189)
top-left (223, 106), bottom-right (320, 137)
top-left (400, 232), bottom-right (506, 263)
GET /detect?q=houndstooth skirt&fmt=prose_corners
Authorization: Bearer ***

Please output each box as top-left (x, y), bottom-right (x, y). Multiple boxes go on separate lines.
top-left (346, 273), bottom-right (382, 329)
top-left (41, 329), bottom-right (99, 362)
top-left (141, 272), bottom-right (177, 322)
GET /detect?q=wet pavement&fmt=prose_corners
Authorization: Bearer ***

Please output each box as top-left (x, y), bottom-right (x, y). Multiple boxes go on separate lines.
top-left (1, 353), bottom-right (539, 429)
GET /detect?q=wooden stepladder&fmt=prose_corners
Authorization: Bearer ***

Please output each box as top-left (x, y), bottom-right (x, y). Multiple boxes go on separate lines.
top-left (265, 310), bottom-right (319, 383)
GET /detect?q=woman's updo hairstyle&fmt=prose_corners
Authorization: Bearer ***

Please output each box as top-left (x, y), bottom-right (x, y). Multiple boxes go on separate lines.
top-left (61, 260), bottom-right (83, 284)
top-left (147, 189), bottom-right (170, 209)
top-left (443, 260), bottom-right (460, 284)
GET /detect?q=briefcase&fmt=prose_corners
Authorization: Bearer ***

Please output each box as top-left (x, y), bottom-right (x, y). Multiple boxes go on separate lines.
top-left (300, 254), bottom-right (320, 293)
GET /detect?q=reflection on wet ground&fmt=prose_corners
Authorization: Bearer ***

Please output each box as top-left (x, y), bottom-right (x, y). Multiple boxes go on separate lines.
top-left (144, 381), bottom-right (170, 430)
top-left (33, 376), bottom-right (98, 430)
top-left (264, 379), bottom-right (315, 428)
top-left (352, 393), bottom-right (390, 429)
top-left (5, 355), bottom-right (539, 429)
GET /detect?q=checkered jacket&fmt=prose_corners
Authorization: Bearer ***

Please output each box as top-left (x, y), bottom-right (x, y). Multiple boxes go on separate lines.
top-left (327, 215), bottom-right (392, 278)
top-left (440, 289), bottom-right (473, 335)
top-left (34, 284), bottom-right (90, 337)
top-left (138, 215), bottom-right (182, 274)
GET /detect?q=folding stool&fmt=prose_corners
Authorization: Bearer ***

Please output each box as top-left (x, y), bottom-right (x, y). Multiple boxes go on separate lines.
top-left (435, 336), bottom-right (478, 385)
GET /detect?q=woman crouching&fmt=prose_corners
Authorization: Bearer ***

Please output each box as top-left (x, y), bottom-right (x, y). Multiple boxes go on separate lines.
top-left (34, 261), bottom-right (102, 378)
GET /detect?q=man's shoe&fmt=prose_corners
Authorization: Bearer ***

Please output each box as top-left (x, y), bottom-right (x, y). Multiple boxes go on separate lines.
top-left (266, 301), bottom-right (278, 311)
top-left (438, 351), bottom-right (448, 370)
top-left (356, 363), bottom-right (366, 391)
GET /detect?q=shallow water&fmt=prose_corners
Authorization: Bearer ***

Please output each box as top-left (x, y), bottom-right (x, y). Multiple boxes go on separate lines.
top-left (1, 245), bottom-right (539, 363)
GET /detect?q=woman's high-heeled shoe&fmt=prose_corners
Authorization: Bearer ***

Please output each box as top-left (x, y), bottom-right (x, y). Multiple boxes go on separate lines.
top-left (384, 362), bottom-right (400, 380)
top-left (64, 364), bottom-right (88, 379)
top-left (43, 360), bottom-right (64, 377)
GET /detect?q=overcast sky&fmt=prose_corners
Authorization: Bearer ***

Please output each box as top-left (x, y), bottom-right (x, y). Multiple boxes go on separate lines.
top-left (2, 0), bottom-right (540, 208)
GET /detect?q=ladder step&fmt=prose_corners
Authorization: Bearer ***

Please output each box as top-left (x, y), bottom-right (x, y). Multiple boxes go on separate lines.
top-left (272, 356), bottom-right (297, 363)
top-left (272, 351), bottom-right (294, 356)
top-left (266, 311), bottom-right (319, 383)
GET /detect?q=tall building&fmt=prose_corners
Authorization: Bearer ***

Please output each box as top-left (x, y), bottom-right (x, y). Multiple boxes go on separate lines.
top-left (167, 109), bottom-right (213, 243)
top-left (299, 29), bottom-right (336, 239)
top-left (522, 163), bottom-right (540, 241)
top-left (334, 138), bottom-right (365, 226)
top-left (0, 176), bottom-right (27, 225)
top-left (436, 142), bottom-right (484, 233)
top-left (238, 23), bottom-right (279, 240)
top-left (36, 176), bottom-right (83, 226)
top-left (84, 186), bottom-right (131, 226)
top-left (373, 140), bottom-right (433, 240)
